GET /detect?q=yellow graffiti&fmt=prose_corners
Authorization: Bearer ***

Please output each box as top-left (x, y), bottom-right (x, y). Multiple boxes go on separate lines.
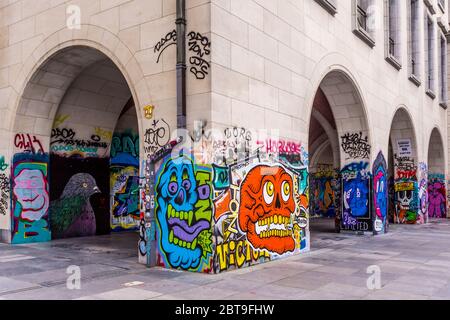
top-left (94, 127), bottom-right (112, 141)
top-left (395, 182), bottom-right (414, 192)
top-left (216, 240), bottom-right (270, 271)
top-left (54, 115), bottom-right (70, 128)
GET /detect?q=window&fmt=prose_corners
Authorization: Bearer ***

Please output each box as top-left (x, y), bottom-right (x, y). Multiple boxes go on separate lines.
top-left (314, 0), bottom-right (337, 15)
top-left (438, 33), bottom-right (448, 108)
top-left (425, 12), bottom-right (436, 98)
top-left (385, 0), bottom-right (401, 69)
top-left (352, 0), bottom-right (376, 47)
top-left (408, 0), bottom-right (421, 86)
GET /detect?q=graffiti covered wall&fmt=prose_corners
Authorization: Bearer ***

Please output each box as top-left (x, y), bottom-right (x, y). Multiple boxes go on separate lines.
top-left (150, 125), bottom-right (310, 273)
top-left (393, 153), bottom-right (418, 224)
top-left (110, 130), bottom-right (140, 231)
top-left (372, 152), bottom-right (388, 234)
top-left (428, 173), bottom-right (447, 219)
top-left (11, 134), bottom-right (51, 243)
top-left (0, 156), bottom-right (9, 230)
top-left (309, 164), bottom-right (339, 218)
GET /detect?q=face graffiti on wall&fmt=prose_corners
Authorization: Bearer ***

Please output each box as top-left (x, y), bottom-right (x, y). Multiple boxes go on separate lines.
top-left (372, 152), bottom-right (388, 234)
top-left (0, 157), bottom-right (9, 217)
top-left (213, 141), bottom-right (309, 273)
top-left (11, 153), bottom-right (51, 243)
top-left (417, 162), bottom-right (428, 224)
top-left (156, 155), bottom-right (213, 271)
top-left (393, 153), bottom-right (418, 224)
top-left (341, 162), bottom-right (370, 231)
top-left (428, 173), bottom-right (447, 219)
top-left (238, 165), bottom-right (296, 255)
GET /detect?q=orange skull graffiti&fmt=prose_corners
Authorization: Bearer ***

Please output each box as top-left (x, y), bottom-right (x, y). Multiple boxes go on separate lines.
top-left (239, 166), bottom-right (296, 255)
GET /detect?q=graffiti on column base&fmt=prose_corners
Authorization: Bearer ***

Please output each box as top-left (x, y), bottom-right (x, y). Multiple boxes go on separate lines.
top-left (213, 152), bottom-right (309, 273)
top-left (341, 162), bottom-right (371, 232)
top-left (417, 162), bottom-right (428, 224)
top-left (310, 165), bottom-right (339, 218)
top-left (155, 154), bottom-right (214, 272)
top-left (14, 134), bottom-right (44, 154)
top-left (0, 173), bottom-right (9, 216)
top-left (372, 152), bottom-right (388, 234)
top-left (110, 131), bottom-right (140, 231)
top-left (394, 182), bottom-right (418, 224)
top-left (11, 153), bottom-right (51, 244)
top-left (428, 173), bottom-right (446, 219)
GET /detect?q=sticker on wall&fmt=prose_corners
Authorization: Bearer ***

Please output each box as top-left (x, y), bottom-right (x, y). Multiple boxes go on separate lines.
top-left (396, 139), bottom-right (412, 158)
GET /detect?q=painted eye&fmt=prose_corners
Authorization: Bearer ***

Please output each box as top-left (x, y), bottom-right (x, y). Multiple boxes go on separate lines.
top-left (82, 183), bottom-right (88, 188)
top-left (263, 181), bottom-right (275, 205)
top-left (182, 179), bottom-right (191, 190)
top-left (282, 181), bottom-right (290, 202)
top-left (168, 181), bottom-right (178, 195)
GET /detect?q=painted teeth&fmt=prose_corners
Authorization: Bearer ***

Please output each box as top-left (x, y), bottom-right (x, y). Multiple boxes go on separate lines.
top-left (259, 229), bottom-right (293, 239)
top-left (258, 215), bottom-right (290, 226)
top-left (169, 234), bottom-right (197, 249)
top-left (168, 205), bottom-right (195, 226)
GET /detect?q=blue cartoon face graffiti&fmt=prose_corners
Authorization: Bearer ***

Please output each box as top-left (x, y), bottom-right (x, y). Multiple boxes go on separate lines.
top-left (156, 156), bottom-right (212, 271)
top-left (343, 178), bottom-right (369, 217)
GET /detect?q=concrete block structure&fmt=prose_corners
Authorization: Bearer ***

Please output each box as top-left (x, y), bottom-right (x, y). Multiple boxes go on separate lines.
top-left (0, 0), bottom-right (448, 273)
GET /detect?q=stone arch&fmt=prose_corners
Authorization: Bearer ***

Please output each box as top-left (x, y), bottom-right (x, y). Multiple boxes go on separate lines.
top-left (307, 64), bottom-right (372, 233)
top-left (9, 34), bottom-right (146, 244)
top-left (388, 106), bottom-right (421, 224)
top-left (427, 127), bottom-right (447, 219)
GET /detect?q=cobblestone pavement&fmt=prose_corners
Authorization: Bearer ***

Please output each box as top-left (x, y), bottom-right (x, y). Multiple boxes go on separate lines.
top-left (1, 219), bottom-right (450, 300)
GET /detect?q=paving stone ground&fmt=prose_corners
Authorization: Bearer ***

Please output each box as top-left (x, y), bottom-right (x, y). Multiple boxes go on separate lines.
top-left (1, 218), bottom-right (450, 300)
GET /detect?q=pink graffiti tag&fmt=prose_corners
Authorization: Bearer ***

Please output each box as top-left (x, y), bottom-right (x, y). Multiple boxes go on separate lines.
top-left (14, 134), bottom-right (44, 154)
top-left (257, 140), bottom-right (301, 155)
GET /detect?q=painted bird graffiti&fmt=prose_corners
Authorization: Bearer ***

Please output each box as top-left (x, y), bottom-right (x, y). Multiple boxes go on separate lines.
top-left (50, 173), bottom-right (100, 239)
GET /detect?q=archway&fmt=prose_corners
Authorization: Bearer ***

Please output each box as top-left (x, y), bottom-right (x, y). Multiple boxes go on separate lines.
top-left (11, 46), bottom-right (140, 244)
top-left (308, 70), bottom-right (373, 234)
top-left (427, 128), bottom-right (447, 219)
top-left (387, 107), bottom-right (420, 225)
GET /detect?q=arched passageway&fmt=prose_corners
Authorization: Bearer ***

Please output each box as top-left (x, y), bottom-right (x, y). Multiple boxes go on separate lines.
top-left (387, 108), bottom-right (420, 224)
top-left (11, 46), bottom-right (140, 244)
top-left (427, 128), bottom-right (447, 219)
top-left (308, 70), bottom-right (375, 234)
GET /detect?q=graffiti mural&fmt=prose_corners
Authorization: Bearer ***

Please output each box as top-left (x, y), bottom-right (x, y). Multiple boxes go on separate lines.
top-left (50, 127), bottom-right (109, 158)
top-left (393, 154), bottom-right (418, 224)
top-left (11, 153), bottom-right (51, 243)
top-left (341, 132), bottom-right (371, 160)
top-left (309, 165), bottom-right (338, 218)
top-left (155, 154), bottom-right (213, 272)
top-left (417, 162), bottom-right (428, 224)
top-left (428, 173), bottom-right (447, 219)
top-left (341, 162), bottom-right (371, 232)
top-left (110, 131), bottom-right (140, 231)
top-left (213, 144), bottom-right (309, 273)
top-left (372, 152), bottom-right (388, 234)
top-left (50, 173), bottom-right (100, 239)
top-left (0, 158), bottom-right (9, 219)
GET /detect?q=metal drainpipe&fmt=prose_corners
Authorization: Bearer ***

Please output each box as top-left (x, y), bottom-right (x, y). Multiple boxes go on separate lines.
top-left (176, 0), bottom-right (187, 130)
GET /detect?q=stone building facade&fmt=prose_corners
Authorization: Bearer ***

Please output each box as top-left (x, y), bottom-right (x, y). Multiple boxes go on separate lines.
top-left (0, 0), bottom-right (448, 273)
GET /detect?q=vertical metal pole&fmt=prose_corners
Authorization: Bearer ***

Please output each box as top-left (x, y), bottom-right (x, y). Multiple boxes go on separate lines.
top-left (176, 0), bottom-right (187, 130)
top-left (145, 156), bottom-right (157, 267)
